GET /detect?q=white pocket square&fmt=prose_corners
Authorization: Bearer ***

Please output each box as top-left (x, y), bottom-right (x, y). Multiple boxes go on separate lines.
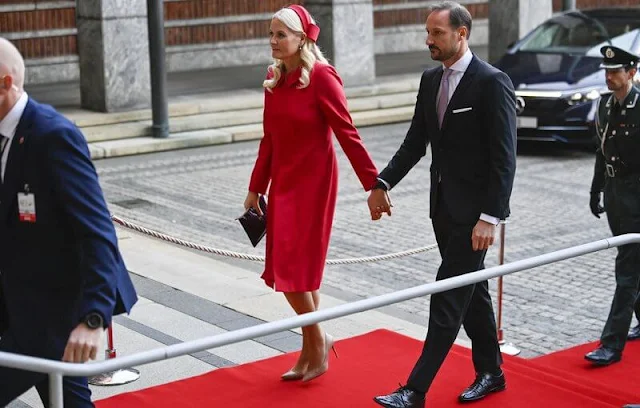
top-left (452, 107), bottom-right (473, 114)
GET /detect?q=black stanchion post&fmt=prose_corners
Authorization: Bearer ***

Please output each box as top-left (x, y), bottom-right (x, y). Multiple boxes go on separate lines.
top-left (88, 325), bottom-right (141, 386)
top-left (496, 222), bottom-right (520, 356)
top-left (147, 0), bottom-right (169, 139)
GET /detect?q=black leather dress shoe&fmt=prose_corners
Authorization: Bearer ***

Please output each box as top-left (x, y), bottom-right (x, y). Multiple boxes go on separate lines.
top-left (458, 372), bottom-right (506, 403)
top-left (629, 324), bottom-right (640, 340)
top-left (584, 346), bottom-right (621, 366)
top-left (373, 385), bottom-right (426, 408)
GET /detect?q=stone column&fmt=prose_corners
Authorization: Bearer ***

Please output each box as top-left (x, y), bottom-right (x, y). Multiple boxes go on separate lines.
top-left (76, 0), bottom-right (151, 112)
top-left (489, 0), bottom-right (553, 63)
top-left (305, 0), bottom-right (375, 87)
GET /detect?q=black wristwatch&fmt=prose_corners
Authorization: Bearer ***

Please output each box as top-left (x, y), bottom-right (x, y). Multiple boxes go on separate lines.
top-left (83, 312), bottom-right (104, 330)
top-left (374, 180), bottom-right (389, 191)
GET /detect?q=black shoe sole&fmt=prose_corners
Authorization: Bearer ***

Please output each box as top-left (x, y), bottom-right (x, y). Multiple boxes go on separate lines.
top-left (373, 398), bottom-right (425, 408)
top-left (372, 399), bottom-right (388, 408)
top-left (585, 356), bottom-right (621, 366)
top-left (458, 384), bottom-right (506, 403)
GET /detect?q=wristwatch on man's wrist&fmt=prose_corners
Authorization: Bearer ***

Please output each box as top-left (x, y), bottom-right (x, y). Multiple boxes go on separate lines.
top-left (374, 180), bottom-right (388, 191)
top-left (83, 312), bottom-right (104, 330)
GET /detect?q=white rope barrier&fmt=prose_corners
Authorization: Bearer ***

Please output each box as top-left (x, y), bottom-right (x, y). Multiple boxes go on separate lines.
top-left (110, 214), bottom-right (439, 265)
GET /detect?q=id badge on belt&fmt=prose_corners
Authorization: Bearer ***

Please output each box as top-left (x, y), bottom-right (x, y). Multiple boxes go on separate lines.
top-left (17, 184), bottom-right (36, 223)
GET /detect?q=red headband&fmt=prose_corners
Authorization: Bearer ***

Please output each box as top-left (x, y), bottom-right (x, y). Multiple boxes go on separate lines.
top-left (287, 5), bottom-right (320, 42)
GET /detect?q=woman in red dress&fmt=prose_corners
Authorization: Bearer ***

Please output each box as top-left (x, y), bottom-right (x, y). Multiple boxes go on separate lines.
top-left (244, 5), bottom-right (379, 382)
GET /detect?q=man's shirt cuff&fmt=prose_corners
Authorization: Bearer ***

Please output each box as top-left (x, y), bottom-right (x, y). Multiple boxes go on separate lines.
top-left (479, 213), bottom-right (500, 225)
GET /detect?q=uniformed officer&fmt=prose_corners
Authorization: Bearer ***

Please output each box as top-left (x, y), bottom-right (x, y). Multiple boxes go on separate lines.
top-left (586, 45), bottom-right (640, 366)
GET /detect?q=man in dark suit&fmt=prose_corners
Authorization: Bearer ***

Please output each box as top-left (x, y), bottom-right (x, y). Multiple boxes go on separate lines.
top-left (0, 37), bottom-right (138, 407)
top-left (369, 2), bottom-right (516, 407)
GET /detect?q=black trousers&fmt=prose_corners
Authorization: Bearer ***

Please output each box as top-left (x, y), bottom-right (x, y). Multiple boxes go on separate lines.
top-left (601, 176), bottom-right (640, 352)
top-left (407, 198), bottom-right (502, 393)
top-left (0, 331), bottom-right (94, 408)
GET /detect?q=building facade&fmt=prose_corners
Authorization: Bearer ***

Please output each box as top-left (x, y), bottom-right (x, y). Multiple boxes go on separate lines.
top-left (0, 0), bottom-right (637, 111)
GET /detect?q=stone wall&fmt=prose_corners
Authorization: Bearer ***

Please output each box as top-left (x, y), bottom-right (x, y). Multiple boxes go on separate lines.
top-left (0, 1), bottom-right (79, 84)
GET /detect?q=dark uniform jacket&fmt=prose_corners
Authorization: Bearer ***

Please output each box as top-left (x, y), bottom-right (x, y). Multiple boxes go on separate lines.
top-left (592, 86), bottom-right (640, 192)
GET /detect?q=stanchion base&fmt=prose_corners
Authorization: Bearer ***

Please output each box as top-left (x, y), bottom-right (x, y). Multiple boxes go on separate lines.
top-left (499, 342), bottom-right (521, 356)
top-left (88, 368), bottom-right (140, 386)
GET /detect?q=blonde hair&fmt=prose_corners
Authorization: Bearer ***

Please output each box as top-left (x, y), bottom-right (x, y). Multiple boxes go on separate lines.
top-left (263, 8), bottom-right (328, 91)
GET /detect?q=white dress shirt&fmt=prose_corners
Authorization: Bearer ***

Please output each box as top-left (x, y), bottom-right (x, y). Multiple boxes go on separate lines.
top-left (379, 49), bottom-right (500, 225)
top-left (437, 48), bottom-right (473, 107)
top-left (0, 91), bottom-right (28, 181)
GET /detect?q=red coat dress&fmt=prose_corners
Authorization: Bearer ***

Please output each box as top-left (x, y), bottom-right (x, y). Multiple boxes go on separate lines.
top-left (249, 62), bottom-right (378, 292)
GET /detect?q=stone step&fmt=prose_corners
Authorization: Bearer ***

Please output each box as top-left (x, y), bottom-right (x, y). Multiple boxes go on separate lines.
top-left (63, 89), bottom-right (265, 129)
top-left (89, 105), bottom-right (414, 159)
top-left (82, 108), bottom-right (263, 143)
top-left (64, 76), bottom-right (420, 129)
top-left (81, 91), bottom-right (417, 144)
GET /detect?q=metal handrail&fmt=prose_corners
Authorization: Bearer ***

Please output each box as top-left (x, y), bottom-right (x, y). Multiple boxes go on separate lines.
top-left (2, 233), bottom-right (639, 407)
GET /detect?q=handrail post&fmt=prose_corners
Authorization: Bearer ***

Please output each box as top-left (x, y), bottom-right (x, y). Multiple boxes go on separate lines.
top-left (496, 222), bottom-right (520, 356)
top-left (49, 372), bottom-right (64, 408)
top-left (497, 222), bottom-right (505, 342)
top-left (89, 325), bottom-right (140, 386)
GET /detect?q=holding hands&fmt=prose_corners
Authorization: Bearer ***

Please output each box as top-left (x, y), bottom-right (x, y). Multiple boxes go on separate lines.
top-left (368, 189), bottom-right (392, 221)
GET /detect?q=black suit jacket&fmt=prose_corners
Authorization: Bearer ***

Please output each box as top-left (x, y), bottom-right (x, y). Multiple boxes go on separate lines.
top-left (379, 55), bottom-right (517, 224)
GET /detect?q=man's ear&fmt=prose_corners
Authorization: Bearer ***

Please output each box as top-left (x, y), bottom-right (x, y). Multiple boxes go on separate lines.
top-left (0, 75), bottom-right (11, 90)
top-left (458, 26), bottom-right (468, 39)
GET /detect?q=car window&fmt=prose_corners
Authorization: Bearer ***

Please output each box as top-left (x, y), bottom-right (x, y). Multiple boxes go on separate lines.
top-left (519, 13), bottom-right (640, 53)
top-left (585, 29), bottom-right (640, 56)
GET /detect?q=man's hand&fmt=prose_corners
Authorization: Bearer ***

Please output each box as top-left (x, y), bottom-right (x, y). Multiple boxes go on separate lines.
top-left (590, 192), bottom-right (605, 218)
top-left (367, 189), bottom-right (392, 220)
top-left (62, 323), bottom-right (103, 363)
top-left (471, 220), bottom-right (496, 251)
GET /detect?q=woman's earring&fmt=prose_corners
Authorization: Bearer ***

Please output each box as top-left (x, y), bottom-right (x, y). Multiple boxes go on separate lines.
top-left (299, 44), bottom-right (303, 50)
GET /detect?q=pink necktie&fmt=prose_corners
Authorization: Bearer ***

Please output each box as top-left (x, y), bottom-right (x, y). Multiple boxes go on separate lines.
top-left (437, 69), bottom-right (452, 129)
top-left (0, 136), bottom-right (7, 183)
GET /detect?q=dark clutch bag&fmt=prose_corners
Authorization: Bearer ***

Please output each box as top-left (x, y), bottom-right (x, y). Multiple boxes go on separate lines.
top-left (237, 196), bottom-right (267, 247)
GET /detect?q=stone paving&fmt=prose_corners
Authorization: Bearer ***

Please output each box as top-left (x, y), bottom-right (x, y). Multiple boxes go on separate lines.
top-left (95, 122), bottom-right (618, 358)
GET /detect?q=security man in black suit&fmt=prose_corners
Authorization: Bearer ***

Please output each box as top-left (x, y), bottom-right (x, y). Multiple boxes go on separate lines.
top-left (586, 45), bottom-right (640, 366)
top-left (369, 2), bottom-right (516, 406)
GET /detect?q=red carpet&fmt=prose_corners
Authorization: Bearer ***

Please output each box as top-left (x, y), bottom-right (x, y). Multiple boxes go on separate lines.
top-left (96, 330), bottom-right (637, 407)
top-left (529, 340), bottom-right (640, 404)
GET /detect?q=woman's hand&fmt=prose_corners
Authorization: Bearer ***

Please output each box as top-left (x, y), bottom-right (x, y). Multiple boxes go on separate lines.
top-left (244, 191), bottom-right (264, 216)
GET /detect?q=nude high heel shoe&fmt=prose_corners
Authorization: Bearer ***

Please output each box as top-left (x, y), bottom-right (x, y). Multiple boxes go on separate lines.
top-left (302, 333), bottom-right (338, 382)
top-left (281, 363), bottom-right (307, 381)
